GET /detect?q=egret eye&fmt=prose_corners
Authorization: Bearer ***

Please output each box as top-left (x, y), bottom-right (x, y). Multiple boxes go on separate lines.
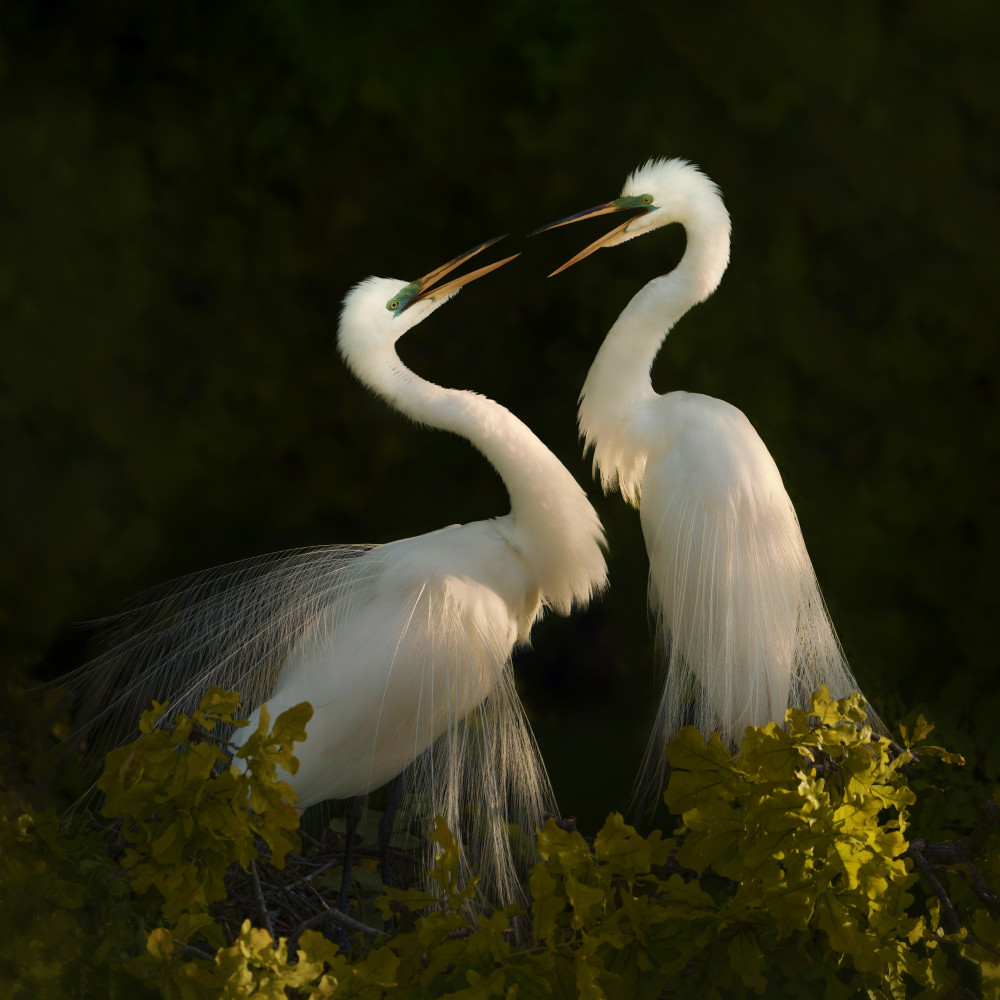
top-left (387, 299), bottom-right (400, 312)
top-left (641, 195), bottom-right (653, 205)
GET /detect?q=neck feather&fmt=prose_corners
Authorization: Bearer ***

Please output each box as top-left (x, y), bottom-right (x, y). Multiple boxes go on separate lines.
top-left (578, 202), bottom-right (731, 503)
top-left (355, 349), bottom-right (607, 615)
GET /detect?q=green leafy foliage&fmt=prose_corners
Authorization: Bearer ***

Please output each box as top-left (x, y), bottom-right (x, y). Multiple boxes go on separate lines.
top-left (6, 687), bottom-right (996, 998)
top-left (0, 689), bottom-right (311, 995)
top-left (96, 688), bottom-right (311, 942)
top-left (126, 921), bottom-right (358, 1000)
top-left (0, 806), bottom-right (151, 999)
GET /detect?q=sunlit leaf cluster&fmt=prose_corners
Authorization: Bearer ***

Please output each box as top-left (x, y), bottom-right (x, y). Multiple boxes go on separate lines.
top-left (2, 688), bottom-right (997, 998)
top-left (96, 688), bottom-right (311, 945)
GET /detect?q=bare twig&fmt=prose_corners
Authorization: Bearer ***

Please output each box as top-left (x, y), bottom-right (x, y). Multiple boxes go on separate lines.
top-left (288, 905), bottom-right (385, 951)
top-left (250, 860), bottom-right (276, 940)
top-left (963, 862), bottom-right (1000, 920)
top-left (919, 799), bottom-right (1000, 867)
top-left (909, 798), bottom-right (1000, 926)
top-left (907, 842), bottom-right (963, 935)
top-left (177, 940), bottom-right (217, 962)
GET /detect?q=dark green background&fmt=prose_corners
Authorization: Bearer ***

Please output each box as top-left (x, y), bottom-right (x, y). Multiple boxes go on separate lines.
top-left (2, 1), bottom-right (997, 825)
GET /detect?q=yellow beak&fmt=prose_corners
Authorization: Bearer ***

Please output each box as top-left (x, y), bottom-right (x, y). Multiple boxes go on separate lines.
top-left (532, 200), bottom-right (650, 276)
top-left (411, 236), bottom-right (520, 305)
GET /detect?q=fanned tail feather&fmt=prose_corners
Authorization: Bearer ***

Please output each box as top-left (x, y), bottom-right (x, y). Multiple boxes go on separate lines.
top-left (54, 541), bottom-right (552, 910)
top-left (57, 544), bottom-right (381, 753)
top-left (381, 576), bottom-right (553, 912)
top-left (406, 672), bottom-right (554, 912)
top-left (636, 487), bottom-right (882, 812)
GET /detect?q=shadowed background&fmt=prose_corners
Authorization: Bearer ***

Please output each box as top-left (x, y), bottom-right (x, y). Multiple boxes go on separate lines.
top-left (2, 1), bottom-right (997, 827)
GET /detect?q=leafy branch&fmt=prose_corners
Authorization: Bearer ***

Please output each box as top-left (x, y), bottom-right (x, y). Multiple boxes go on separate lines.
top-left (3, 687), bottom-right (998, 999)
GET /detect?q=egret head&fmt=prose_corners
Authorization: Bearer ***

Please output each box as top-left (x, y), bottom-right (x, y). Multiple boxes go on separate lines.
top-left (534, 158), bottom-right (727, 275)
top-left (338, 237), bottom-right (518, 370)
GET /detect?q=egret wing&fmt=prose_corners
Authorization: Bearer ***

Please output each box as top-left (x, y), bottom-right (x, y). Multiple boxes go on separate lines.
top-left (57, 544), bottom-right (382, 754)
top-left (55, 538), bottom-right (553, 909)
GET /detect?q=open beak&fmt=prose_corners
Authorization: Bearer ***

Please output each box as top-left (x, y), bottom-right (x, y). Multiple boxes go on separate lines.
top-left (410, 236), bottom-right (520, 306)
top-left (532, 201), bottom-right (650, 276)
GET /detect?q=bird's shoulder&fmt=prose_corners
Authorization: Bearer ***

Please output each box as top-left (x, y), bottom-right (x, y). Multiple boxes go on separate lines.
top-left (641, 391), bottom-right (760, 455)
top-left (641, 391), bottom-right (784, 501)
top-left (648, 390), bottom-right (746, 430)
top-left (377, 519), bottom-right (535, 605)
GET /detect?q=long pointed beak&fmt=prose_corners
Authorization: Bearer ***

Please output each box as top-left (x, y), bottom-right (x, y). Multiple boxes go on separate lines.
top-left (416, 249), bottom-right (521, 302)
top-left (411, 236), bottom-right (518, 304)
top-left (547, 215), bottom-right (643, 276)
top-left (530, 201), bottom-right (629, 237)
top-left (532, 200), bottom-right (649, 277)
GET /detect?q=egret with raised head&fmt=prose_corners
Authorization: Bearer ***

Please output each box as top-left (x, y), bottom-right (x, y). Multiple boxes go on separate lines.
top-left (64, 237), bottom-right (607, 904)
top-left (536, 159), bottom-right (878, 805)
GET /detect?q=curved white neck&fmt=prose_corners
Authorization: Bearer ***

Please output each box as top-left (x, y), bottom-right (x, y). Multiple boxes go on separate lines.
top-left (357, 348), bottom-right (606, 615)
top-left (578, 201), bottom-right (731, 500)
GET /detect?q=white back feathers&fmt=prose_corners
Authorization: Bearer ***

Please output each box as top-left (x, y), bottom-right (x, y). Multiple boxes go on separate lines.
top-left (545, 159), bottom-right (879, 807)
top-left (62, 242), bottom-right (607, 908)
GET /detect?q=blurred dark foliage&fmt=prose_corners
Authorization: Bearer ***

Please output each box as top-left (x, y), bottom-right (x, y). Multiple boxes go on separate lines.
top-left (1, 0), bottom-right (997, 827)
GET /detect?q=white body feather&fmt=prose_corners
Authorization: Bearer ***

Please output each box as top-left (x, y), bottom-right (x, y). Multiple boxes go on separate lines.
top-left (636, 391), bottom-right (856, 749)
top-left (237, 523), bottom-right (536, 806)
top-left (573, 159), bottom-right (876, 796)
top-left (66, 268), bottom-right (607, 906)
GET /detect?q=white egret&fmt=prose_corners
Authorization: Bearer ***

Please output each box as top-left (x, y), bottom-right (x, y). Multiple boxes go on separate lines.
top-left (536, 159), bottom-right (879, 803)
top-left (64, 237), bottom-right (607, 905)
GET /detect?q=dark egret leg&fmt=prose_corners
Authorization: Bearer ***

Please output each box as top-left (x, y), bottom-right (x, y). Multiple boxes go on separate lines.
top-left (378, 774), bottom-right (406, 887)
top-left (338, 795), bottom-right (363, 913)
